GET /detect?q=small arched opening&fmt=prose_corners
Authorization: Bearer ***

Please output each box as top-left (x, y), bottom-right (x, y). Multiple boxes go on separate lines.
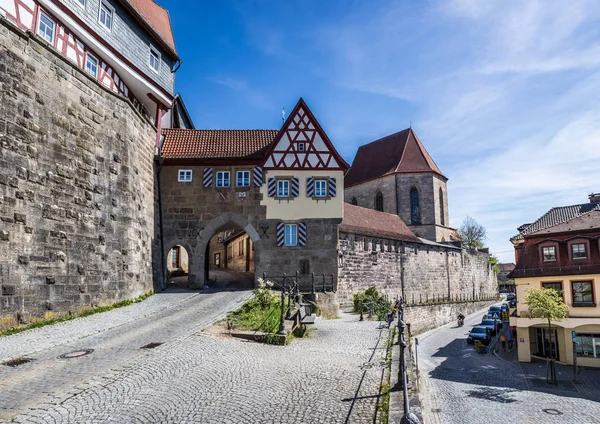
top-left (166, 244), bottom-right (191, 289)
top-left (410, 187), bottom-right (420, 224)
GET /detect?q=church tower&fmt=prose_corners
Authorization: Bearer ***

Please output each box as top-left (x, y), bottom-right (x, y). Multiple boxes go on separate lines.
top-left (344, 128), bottom-right (456, 242)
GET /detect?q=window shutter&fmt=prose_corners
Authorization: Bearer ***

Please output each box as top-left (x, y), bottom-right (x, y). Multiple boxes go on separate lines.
top-left (299, 222), bottom-right (307, 246)
top-left (268, 178), bottom-right (276, 197)
top-left (253, 167), bottom-right (263, 187)
top-left (291, 177), bottom-right (300, 197)
top-left (277, 222), bottom-right (285, 247)
top-left (306, 177), bottom-right (314, 197)
top-left (203, 168), bottom-right (213, 187)
top-left (328, 177), bottom-right (337, 197)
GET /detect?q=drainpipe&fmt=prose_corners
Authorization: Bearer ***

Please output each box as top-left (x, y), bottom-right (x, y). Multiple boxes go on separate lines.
top-left (156, 156), bottom-right (166, 291)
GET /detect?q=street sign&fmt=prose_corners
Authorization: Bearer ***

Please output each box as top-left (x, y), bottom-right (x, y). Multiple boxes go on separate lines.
top-left (492, 312), bottom-right (500, 319)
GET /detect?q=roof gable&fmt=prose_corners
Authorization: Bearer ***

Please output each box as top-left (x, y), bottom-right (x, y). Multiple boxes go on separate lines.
top-left (345, 128), bottom-right (445, 187)
top-left (263, 99), bottom-right (349, 170)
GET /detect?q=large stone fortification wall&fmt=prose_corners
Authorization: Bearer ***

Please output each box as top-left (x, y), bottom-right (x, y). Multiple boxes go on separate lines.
top-left (0, 20), bottom-right (158, 322)
top-left (337, 234), bottom-right (497, 306)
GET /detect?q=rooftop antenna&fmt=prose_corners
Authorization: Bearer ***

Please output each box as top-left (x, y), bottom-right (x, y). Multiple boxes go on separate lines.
top-left (282, 108), bottom-right (286, 124)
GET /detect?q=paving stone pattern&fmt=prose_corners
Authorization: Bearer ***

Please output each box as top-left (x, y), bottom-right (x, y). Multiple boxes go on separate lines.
top-left (418, 308), bottom-right (600, 424)
top-left (2, 284), bottom-right (389, 423)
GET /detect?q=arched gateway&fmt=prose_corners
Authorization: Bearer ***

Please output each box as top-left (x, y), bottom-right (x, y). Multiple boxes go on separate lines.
top-left (159, 99), bottom-right (348, 290)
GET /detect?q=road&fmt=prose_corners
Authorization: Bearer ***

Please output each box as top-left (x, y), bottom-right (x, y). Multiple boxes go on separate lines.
top-left (418, 307), bottom-right (600, 424)
top-left (1, 271), bottom-right (389, 423)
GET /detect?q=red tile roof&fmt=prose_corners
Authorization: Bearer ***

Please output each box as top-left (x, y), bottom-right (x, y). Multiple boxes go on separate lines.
top-left (161, 129), bottom-right (278, 159)
top-left (526, 210), bottom-right (600, 236)
top-left (345, 128), bottom-right (446, 187)
top-left (340, 203), bottom-right (421, 242)
top-left (121, 0), bottom-right (178, 59)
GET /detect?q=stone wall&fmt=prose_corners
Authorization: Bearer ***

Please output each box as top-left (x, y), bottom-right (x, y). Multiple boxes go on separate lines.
top-left (337, 232), bottom-right (497, 307)
top-left (405, 299), bottom-right (498, 335)
top-left (0, 20), bottom-right (158, 321)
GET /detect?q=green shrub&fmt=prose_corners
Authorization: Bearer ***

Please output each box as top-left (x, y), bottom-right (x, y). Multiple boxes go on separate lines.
top-left (352, 286), bottom-right (391, 321)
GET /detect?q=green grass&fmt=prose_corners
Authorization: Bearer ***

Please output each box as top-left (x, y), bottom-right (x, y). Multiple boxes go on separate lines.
top-left (226, 294), bottom-right (283, 334)
top-left (0, 290), bottom-right (154, 338)
top-left (378, 326), bottom-right (397, 424)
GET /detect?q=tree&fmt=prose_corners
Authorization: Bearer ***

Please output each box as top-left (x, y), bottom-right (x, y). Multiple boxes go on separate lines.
top-left (524, 288), bottom-right (569, 385)
top-left (488, 254), bottom-right (501, 275)
top-left (458, 216), bottom-right (487, 249)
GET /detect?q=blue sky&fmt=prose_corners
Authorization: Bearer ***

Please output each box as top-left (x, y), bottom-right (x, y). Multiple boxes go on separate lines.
top-left (161, 0), bottom-right (600, 263)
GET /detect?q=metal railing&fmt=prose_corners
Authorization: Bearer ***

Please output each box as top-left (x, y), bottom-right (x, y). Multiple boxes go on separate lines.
top-left (261, 271), bottom-right (335, 293)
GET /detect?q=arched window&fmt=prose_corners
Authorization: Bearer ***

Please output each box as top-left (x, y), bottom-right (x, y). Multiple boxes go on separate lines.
top-left (351, 197), bottom-right (358, 206)
top-left (439, 188), bottom-right (445, 226)
top-left (410, 187), bottom-right (420, 224)
top-left (375, 191), bottom-right (384, 212)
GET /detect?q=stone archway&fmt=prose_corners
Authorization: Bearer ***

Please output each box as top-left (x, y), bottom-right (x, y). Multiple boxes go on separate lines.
top-left (162, 239), bottom-right (194, 290)
top-left (190, 213), bottom-right (264, 289)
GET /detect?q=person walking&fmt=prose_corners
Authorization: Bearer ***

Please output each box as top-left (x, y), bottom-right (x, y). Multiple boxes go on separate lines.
top-left (500, 333), bottom-right (507, 351)
top-left (506, 329), bottom-right (514, 352)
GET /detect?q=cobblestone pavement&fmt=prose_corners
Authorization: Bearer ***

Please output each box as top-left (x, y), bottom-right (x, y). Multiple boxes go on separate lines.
top-left (418, 308), bottom-right (600, 424)
top-left (2, 278), bottom-right (389, 423)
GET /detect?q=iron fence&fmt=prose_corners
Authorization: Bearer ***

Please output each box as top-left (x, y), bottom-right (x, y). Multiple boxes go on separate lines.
top-left (261, 272), bottom-right (335, 294)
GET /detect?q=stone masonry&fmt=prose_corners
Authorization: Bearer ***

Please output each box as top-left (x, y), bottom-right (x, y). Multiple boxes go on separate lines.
top-left (0, 19), bottom-right (158, 322)
top-left (160, 164), bottom-right (340, 287)
top-left (337, 233), bottom-right (496, 306)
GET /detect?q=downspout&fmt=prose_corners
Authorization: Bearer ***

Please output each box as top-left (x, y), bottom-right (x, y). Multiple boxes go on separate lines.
top-left (156, 154), bottom-right (166, 291)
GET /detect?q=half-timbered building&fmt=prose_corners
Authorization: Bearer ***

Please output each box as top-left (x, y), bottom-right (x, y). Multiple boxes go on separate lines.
top-left (159, 98), bottom-right (349, 289)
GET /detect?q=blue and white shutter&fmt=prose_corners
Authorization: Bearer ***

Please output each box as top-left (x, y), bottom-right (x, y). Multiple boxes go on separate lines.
top-left (203, 168), bottom-right (213, 187)
top-left (291, 177), bottom-right (300, 197)
top-left (268, 178), bottom-right (277, 197)
top-left (328, 177), bottom-right (337, 197)
top-left (298, 222), bottom-right (307, 246)
top-left (276, 222), bottom-right (285, 247)
top-left (253, 167), bottom-right (263, 187)
top-left (306, 177), bottom-right (314, 197)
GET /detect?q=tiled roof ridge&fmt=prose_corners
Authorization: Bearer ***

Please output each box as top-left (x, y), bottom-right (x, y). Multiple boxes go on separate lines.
top-left (519, 202), bottom-right (600, 235)
top-left (162, 128), bottom-right (278, 133)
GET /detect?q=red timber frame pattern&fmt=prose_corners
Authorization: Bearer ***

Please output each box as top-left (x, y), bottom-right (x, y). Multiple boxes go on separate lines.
top-left (0, 0), bottom-right (141, 111)
top-left (263, 98), bottom-right (349, 171)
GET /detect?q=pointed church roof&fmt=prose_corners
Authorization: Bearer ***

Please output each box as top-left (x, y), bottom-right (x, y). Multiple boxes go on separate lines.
top-left (263, 98), bottom-right (349, 171)
top-left (345, 128), bottom-right (446, 187)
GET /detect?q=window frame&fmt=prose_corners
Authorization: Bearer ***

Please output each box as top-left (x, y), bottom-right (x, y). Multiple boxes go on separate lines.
top-left (297, 142), bottom-right (305, 152)
top-left (76, 0), bottom-right (86, 8)
top-left (236, 171), bottom-right (250, 187)
top-left (568, 239), bottom-right (590, 262)
top-left (85, 52), bottom-right (99, 78)
top-left (98, 1), bottom-right (114, 32)
top-left (149, 46), bottom-right (161, 74)
top-left (37, 10), bottom-right (56, 45)
top-left (539, 242), bottom-right (559, 263)
top-left (570, 280), bottom-right (595, 307)
top-left (216, 171), bottom-right (230, 187)
top-left (541, 281), bottom-right (564, 301)
top-left (177, 169), bottom-right (192, 182)
top-left (284, 224), bottom-right (298, 247)
top-left (277, 179), bottom-right (290, 198)
top-left (314, 179), bottom-right (327, 198)
top-left (574, 333), bottom-right (600, 358)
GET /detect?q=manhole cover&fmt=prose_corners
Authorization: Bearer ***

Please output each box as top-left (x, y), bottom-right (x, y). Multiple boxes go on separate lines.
top-left (58, 349), bottom-right (94, 359)
top-left (2, 357), bottom-right (34, 367)
top-left (542, 409), bottom-right (563, 416)
top-left (141, 342), bottom-right (163, 349)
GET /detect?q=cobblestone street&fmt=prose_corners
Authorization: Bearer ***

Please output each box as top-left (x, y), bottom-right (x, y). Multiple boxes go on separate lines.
top-left (418, 308), bottom-right (600, 424)
top-left (1, 277), bottom-right (389, 423)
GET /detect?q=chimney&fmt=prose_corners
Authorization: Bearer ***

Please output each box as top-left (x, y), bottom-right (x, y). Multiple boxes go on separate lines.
top-left (590, 193), bottom-right (600, 203)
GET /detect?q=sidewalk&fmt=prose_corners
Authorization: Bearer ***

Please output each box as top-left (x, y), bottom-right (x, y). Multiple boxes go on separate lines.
top-left (0, 289), bottom-right (200, 361)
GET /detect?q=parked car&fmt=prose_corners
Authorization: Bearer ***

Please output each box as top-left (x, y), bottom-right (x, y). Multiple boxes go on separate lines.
top-left (468, 326), bottom-right (491, 344)
top-left (500, 303), bottom-right (509, 313)
top-left (506, 293), bottom-right (515, 301)
top-left (480, 319), bottom-right (499, 335)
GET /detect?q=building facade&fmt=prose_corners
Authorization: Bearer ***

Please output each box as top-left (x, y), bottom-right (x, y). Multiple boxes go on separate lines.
top-left (510, 195), bottom-right (600, 368)
top-left (344, 128), bottom-right (457, 242)
top-left (159, 99), bottom-right (349, 289)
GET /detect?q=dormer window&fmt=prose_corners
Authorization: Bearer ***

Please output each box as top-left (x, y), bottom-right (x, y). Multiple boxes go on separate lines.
top-left (572, 243), bottom-right (587, 260)
top-left (542, 246), bottom-right (556, 262)
top-left (99, 1), bottom-right (114, 31)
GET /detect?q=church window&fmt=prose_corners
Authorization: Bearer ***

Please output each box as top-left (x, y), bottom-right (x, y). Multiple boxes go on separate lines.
top-left (439, 188), bottom-right (445, 226)
top-left (351, 198), bottom-right (358, 206)
top-left (375, 191), bottom-right (384, 212)
top-left (410, 187), bottom-right (420, 224)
